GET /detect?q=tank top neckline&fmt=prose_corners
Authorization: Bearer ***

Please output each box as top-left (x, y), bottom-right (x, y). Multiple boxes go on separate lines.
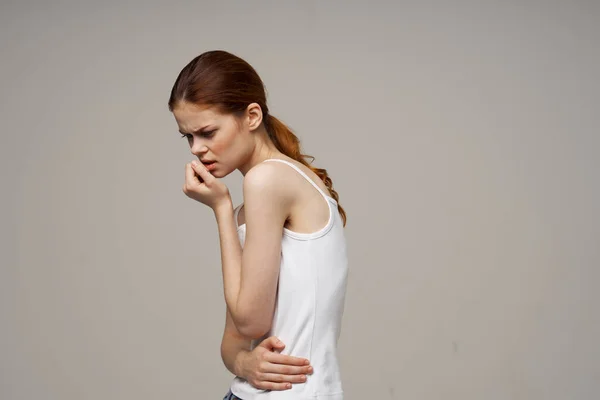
top-left (234, 158), bottom-right (338, 240)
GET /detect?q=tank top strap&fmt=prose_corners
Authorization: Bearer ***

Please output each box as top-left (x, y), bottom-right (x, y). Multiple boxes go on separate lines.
top-left (262, 158), bottom-right (331, 202)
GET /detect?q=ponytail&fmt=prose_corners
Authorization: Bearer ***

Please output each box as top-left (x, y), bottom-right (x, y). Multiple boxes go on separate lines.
top-left (264, 114), bottom-right (347, 226)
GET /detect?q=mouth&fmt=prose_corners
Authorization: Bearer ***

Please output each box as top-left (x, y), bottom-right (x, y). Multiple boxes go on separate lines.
top-left (201, 160), bottom-right (217, 171)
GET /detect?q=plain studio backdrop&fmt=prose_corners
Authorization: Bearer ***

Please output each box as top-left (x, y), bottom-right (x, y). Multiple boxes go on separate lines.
top-left (1, 1), bottom-right (599, 399)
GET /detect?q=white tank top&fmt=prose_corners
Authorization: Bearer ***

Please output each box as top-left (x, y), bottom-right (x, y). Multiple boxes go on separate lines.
top-left (229, 159), bottom-right (349, 400)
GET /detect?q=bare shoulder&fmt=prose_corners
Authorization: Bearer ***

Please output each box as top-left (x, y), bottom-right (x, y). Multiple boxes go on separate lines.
top-left (244, 161), bottom-right (286, 188)
top-left (242, 160), bottom-right (296, 200)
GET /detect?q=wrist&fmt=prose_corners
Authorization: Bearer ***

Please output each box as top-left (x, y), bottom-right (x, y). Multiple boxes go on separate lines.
top-left (234, 349), bottom-right (250, 378)
top-left (213, 197), bottom-right (233, 216)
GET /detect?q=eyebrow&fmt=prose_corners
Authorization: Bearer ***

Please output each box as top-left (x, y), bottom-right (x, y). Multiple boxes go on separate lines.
top-left (178, 125), bottom-right (215, 135)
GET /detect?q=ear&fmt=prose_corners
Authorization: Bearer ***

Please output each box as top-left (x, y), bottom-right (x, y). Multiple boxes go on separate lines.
top-left (246, 103), bottom-right (263, 131)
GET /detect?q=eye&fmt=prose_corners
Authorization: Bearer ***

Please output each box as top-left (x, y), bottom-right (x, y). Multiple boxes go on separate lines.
top-left (201, 130), bottom-right (216, 138)
top-left (180, 134), bottom-right (191, 140)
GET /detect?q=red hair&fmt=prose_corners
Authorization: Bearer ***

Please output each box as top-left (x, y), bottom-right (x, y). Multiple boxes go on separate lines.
top-left (168, 50), bottom-right (346, 226)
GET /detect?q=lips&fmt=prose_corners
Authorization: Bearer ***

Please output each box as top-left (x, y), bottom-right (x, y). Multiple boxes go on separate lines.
top-left (201, 160), bottom-right (217, 171)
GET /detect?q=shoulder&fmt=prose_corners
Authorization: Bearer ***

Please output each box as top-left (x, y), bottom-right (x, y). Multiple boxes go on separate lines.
top-left (244, 161), bottom-right (285, 188)
top-left (242, 161), bottom-right (296, 204)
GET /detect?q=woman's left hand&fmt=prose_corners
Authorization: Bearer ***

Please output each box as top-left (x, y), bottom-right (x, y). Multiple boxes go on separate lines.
top-left (183, 160), bottom-right (231, 210)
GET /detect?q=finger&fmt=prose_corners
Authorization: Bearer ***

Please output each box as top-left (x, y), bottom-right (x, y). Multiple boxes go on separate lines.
top-left (260, 360), bottom-right (313, 376)
top-left (254, 381), bottom-right (292, 391)
top-left (261, 372), bottom-right (308, 384)
top-left (265, 352), bottom-right (310, 367)
top-left (262, 362), bottom-right (313, 377)
top-left (259, 336), bottom-right (285, 351)
top-left (191, 160), bottom-right (213, 184)
top-left (184, 163), bottom-right (201, 187)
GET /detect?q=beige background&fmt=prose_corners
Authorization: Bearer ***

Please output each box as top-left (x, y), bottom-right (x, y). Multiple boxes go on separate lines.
top-left (1, 1), bottom-right (599, 399)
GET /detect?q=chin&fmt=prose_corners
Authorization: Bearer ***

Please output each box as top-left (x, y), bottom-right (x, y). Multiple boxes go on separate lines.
top-left (212, 167), bottom-right (232, 179)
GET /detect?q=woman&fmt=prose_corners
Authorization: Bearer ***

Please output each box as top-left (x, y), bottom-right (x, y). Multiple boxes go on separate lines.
top-left (168, 50), bottom-right (349, 400)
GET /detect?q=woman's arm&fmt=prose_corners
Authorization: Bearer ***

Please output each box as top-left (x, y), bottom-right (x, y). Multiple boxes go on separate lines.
top-left (221, 306), bottom-right (314, 390)
top-left (221, 307), bottom-right (252, 376)
top-left (214, 162), bottom-right (294, 338)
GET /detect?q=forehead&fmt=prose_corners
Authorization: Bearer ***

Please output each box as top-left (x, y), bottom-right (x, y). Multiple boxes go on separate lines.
top-left (173, 102), bottom-right (222, 131)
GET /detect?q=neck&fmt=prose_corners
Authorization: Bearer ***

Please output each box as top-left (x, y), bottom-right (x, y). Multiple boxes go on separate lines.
top-left (238, 128), bottom-right (285, 176)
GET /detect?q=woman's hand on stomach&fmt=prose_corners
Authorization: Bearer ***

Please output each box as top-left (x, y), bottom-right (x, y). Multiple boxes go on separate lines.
top-left (240, 336), bottom-right (313, 391)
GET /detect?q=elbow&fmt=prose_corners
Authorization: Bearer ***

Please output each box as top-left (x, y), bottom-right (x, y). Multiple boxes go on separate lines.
top-left (237, 318), bottom-right (271, 340)
top-left (233, 299), bottom-right (274, 339)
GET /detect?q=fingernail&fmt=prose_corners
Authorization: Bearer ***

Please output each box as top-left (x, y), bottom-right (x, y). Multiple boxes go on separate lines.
top-left (192, 160), bottom-right (198, 166)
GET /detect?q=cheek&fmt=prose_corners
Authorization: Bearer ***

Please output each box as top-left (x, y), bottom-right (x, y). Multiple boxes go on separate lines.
top-left (210, 140), bottom-right (225, 155)
top-left (211, 130), bottom-right (237, 157)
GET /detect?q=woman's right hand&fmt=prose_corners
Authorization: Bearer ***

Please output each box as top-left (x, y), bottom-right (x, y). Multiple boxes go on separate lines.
top-left (239, 336), bottom-right (313, 391)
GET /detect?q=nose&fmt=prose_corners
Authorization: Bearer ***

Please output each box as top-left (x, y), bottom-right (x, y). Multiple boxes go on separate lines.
top-left (190, 138), bottom-right (208, 157)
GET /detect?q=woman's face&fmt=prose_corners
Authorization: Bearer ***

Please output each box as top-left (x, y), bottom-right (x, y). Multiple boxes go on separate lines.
top-left (172, 101), bottom-right (254, 178)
